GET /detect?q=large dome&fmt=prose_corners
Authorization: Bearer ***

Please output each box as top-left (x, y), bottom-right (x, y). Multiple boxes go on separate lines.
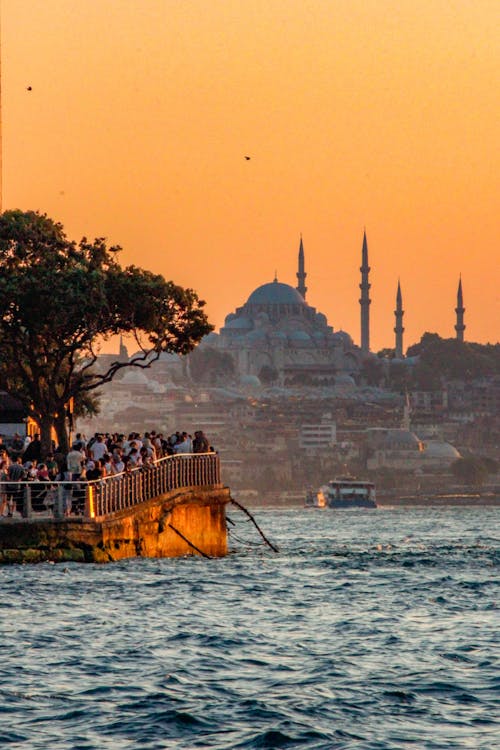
top-left (246, 280), bottom-right (306, 306)
top-left (423, 440), bottom-right (461, 460)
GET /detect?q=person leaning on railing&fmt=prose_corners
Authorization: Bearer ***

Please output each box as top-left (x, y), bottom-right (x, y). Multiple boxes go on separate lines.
top-left (6, 457), bottom-right (26, 516)
top-left (67, 444), bottom-right (85, 481)
top-left (0, 459), bottom-right (9, 516)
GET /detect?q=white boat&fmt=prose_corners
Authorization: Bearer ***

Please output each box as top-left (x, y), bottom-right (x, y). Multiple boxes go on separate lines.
top-left (309, 477), bottom-right (377, 509)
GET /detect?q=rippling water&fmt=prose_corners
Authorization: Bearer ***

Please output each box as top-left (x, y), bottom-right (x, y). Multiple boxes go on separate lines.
top-left (1, 507), bottom-right (498, 749)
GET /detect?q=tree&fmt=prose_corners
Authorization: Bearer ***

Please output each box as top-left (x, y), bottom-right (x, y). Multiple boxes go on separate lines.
top-left (386, 360), bottom-right (411, 391)
top-left (407, 333), bottom-right (500, 382)
top-left (187, 346), bottom-right (236, 385)
top-left (360, 357), bottom-right (384, 386)
top-left (0, 210), bottom-right (212, 455)
top-left (377, 347), bottom-right (396, 359)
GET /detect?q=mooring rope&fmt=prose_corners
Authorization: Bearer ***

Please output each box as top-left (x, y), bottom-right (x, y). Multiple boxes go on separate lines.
top-left (168, 523), bottom-right (212, 559)
top-left (229, 497), bottom-right (279, 553)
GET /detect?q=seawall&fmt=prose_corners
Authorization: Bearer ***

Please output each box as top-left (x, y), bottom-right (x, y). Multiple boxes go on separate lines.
top-left (0, 486), bottom-right (230, 563)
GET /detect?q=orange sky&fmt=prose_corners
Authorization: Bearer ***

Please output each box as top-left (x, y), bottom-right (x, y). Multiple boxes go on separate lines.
top-left (3, 0), bottom-right (499, 352)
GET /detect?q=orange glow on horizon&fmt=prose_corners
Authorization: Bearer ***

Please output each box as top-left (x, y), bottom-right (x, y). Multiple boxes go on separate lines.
top-left (2, 0), bottom-right (498, 352)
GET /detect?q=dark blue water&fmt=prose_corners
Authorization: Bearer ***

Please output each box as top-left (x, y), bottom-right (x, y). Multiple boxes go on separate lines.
top-left (1, 507), bottom-right (498, 749)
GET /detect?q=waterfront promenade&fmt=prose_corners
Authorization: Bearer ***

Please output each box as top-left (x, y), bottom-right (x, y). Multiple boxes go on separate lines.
top-left (0, 452), bottom-right (221, 521)
top-left (0, 453), bottom-right (229, 562)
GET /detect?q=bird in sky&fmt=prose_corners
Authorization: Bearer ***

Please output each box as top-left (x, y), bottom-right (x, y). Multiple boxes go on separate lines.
top-left (26, 86), bottom-right (32, 91)
top-left (244, 155), bottom-right (251, 160)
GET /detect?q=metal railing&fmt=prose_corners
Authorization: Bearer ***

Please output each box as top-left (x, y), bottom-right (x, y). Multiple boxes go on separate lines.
top-left (0, 453), bottom-right (221, 521)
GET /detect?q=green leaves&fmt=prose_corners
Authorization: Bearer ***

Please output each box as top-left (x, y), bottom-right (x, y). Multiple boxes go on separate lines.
top-left (0, 210), bottom-right (212, 450)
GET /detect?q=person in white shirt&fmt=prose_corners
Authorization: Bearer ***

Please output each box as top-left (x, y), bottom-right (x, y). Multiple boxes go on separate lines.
top-left (90, 435), bottom-right (107, 462)
top-left (67, 445), bottom-right (84, 479)
top-left (173, 433), bottom-right (192, 454)
top-left (111, 456), bottom-right (125, 474)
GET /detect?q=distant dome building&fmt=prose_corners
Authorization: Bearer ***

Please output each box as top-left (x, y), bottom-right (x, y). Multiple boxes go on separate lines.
top-left (421, 440), bottom-right (461, 468)
top-left (365, 428), bottom-right (461, 471)
top-left (366, 427), bottom-right (425, 470)
top-left (207, 239), bottom-right (363, 385)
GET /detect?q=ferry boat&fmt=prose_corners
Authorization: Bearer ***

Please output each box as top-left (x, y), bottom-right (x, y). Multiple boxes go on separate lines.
top-left (306, 477), bottom-right (377, 509)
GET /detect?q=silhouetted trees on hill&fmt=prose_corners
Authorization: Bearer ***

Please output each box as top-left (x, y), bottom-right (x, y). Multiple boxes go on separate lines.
top-left (373, 333), bottom-right (500, 391)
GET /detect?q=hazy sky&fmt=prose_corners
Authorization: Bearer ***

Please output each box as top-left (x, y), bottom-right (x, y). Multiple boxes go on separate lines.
top-left (3, 0), bottom-right (499, 351)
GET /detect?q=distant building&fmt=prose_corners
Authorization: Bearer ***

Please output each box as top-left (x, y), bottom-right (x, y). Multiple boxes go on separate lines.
top-left (206, 238), bottom-right (364, 385)
top-left (299, 416), bottom-right (337, 454)
top-left (365, 427), bottom-right (460, 471)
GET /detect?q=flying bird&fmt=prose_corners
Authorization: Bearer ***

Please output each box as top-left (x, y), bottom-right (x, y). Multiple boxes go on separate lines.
top-left (244, 156), bottom-right (251, 160)
top-left (26, 86), bottom-right (32, 91)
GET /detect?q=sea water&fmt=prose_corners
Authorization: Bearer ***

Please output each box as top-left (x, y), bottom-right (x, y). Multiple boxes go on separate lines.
top-left (1, 506), bottom-right (498, 749)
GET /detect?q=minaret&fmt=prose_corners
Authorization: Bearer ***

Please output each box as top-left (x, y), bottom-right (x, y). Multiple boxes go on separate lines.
top-left (296, 235), bottom-right (307, 300)
top-left (359, 230), bottom-right (371, 354)
top-left (455, 276), bottom-right (465, 342)
top-left (394, 280), bottom-right (404, 358)
top-left (118, 335), bottom-right (129, 362)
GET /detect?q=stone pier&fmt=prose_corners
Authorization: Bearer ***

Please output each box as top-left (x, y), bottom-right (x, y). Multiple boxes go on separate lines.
top-left (0, 486), bottom-right (231, 564)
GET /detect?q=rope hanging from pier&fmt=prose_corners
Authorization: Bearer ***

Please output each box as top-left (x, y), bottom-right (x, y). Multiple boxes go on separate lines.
top-left (229, 497), bottom-right (279, 553)
top-left (168, 523), bottom-right (212, 559)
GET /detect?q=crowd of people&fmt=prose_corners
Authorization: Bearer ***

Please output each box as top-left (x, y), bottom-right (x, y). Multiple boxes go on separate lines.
top-left (0, 429), bottom-right (212, 517)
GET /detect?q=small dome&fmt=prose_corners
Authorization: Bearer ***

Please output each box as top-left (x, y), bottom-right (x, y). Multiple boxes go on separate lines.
top-left (382, 429), bottom-right (422, 449)
top-left (203, 332), bottom-right (219, 344)
top-left (121, 369), bottom-right (150, 385)
top-left (366, 428), bottom-right (423, 450)
top-left (423, 441), bottom-right (461, 460)
top-left (289, 330), bottom-right (311, 341)
top-left (224, 316), bottom-right (253, 330)
top-left (157, 351), bottom-right (181, 363)
top-left (246, 280), bottom-right (306, 306)
top-left (315, 312), bottom-right (328, 327)
top-left (240, 374), bottom-right (261, 387)
top-left (335, 373), bottom-right (356, 386)
top-left (332, 330), bottom-right (354, 348)
top-left (245, 329), bottom-right (267, 343)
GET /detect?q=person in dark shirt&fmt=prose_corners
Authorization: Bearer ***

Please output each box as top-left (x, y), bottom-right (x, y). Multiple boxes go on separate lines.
top-left (23, 434), bottom-right (41, 463)
top-left (193, 431), bottom-right (210, 453)
top-left (7, 458), bottom-right (26, 516)
top-left (10, 434), bottom-right (25, 459)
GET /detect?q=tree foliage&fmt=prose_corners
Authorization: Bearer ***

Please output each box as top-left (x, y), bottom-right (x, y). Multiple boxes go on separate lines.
top-left (360, 357), bottom-right (384, 386)
top-left (378, 333), bottom-right (500, 393)
top-left (187, 346), bottom-right (236, 385)
top-left (0, 210), bottom-right (212, 454)
top-left (407, 333), bottom-right (500, 384)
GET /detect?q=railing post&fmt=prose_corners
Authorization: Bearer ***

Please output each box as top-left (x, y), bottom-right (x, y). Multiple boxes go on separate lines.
top-left (55, 485), bottom-right (64, 519)
top-left (23, 485), bottom-right (32, 519)
top-left (84, 485), bottom-right (94, 518)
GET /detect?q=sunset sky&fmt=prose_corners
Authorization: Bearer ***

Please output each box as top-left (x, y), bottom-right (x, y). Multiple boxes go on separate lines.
top-left (3, 0), bottom-right (499, 352)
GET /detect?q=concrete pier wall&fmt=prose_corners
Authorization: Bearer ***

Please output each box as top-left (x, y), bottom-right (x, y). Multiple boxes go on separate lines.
top-left (0, 486), bottom-right (230, 563)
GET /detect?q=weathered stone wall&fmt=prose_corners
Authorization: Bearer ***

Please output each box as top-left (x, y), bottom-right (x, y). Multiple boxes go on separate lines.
top-left (0, 487), bottom-right (230, 563)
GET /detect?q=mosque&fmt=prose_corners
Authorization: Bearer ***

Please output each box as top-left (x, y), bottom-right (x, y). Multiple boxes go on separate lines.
top-left (204, 233), bottom-right (466, 387)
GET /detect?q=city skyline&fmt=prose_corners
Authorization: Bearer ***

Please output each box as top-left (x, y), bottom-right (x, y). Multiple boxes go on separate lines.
top-left (2, 0), bottom-right (498, 350)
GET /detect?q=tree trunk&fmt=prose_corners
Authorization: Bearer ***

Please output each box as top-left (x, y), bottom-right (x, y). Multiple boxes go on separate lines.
top-left (40, 415), bottom-right (54, 461)
top-left (55, 411), bottom-right (70, 454)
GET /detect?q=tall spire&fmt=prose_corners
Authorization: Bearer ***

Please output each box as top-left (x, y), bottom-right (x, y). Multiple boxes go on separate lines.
top-left (394, 279), bottom-right (404, 358)
top-left (455, 275), bottom-right (465, 342)
top-left (359, 230), bottom-right (371, 354)
top-left (296, 235), bottom-right (307, 300)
